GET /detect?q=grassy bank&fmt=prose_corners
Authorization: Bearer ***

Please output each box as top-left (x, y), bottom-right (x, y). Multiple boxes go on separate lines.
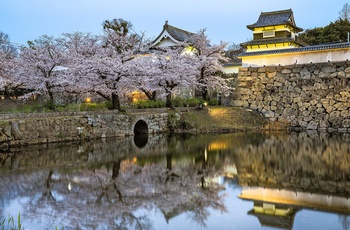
top-left (174, 106), bottom-right (285, 132)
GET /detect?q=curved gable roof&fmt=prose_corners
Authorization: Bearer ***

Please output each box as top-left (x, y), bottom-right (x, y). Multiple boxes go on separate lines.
top-left (150, 21), bottom-right (194, 48)
top-left (247, 9), bottom-right (303, 32)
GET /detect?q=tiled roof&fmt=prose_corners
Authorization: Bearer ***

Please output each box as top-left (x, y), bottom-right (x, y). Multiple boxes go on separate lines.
top-left (240, 37), bottom-right (307, 48)
top-left (224, 49), bottom-right (243, 65)
top-left (239, 42), bottom-right (350, 57)
top-left (247, 9), bottom-right (303, 32)
top-left (165, 22), bottom-right (194, 43)
top-left (150, 21), bottom-right (194, 47)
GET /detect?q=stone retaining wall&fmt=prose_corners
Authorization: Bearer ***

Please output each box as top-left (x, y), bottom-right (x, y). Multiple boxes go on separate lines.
top-left (233, 61), bottom-right (350, 130)
top-left (0, 110), bottom-right (170, 148)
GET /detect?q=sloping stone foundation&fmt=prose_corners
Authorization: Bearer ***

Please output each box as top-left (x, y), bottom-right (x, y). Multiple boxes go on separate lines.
top-left (233, 61), bottom-right (350, 131)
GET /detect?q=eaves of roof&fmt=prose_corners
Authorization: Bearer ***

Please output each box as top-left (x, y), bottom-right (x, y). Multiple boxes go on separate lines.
top-left (224, 62), bottom-right (242, 67)
top-left (247, 9), bottom-right (303, 32)
top-left (238, 42), bottom-right (350, 57)
top-left (240, 38), bottom-right (305, 48)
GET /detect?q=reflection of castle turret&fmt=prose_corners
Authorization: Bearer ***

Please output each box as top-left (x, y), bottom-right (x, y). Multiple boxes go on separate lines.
top-left (239, 186), bottom-right (350, 229)
top-left (247, 201), bottom-right (298, 230)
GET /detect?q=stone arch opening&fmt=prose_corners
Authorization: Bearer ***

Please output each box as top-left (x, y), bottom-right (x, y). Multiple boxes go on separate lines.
top-left (134, 120), bottom-right (149, 135)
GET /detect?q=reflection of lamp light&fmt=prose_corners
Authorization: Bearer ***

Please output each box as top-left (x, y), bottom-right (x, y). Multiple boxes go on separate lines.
top-left (85, 97), bottom-right (91, 103)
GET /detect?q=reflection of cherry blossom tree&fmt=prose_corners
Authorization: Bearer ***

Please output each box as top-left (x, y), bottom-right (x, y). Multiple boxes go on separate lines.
top-left (339, 214), bottom-right (350, 230)
top-left (0, 134), bottom-right (232, 229)
top-left (0, 155), bottom-right (226, 229)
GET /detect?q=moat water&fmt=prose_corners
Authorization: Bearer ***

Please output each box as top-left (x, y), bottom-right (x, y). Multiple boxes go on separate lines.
top-left (1, 131), bottom-right (350, 230)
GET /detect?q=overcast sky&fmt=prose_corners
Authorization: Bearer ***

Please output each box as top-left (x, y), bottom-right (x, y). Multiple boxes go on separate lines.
top-left (1, 0), bottom-right (347, 47)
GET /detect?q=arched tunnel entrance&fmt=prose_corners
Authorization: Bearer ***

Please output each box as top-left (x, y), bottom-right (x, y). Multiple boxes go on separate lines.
top-left (133, 120), bottom-right (149, 148)
top-left (134, 120), bottom-right (149, 134)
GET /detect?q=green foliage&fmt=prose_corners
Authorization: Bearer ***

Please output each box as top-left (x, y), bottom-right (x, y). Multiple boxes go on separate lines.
top-left (179, 120), bottom-right (194, 130)
top-left (44, 100), bottom-right (56, 111)
top-left (80, 102), bottom-right (109, 111)
top-left (171, 97), bottom-right (185, 107)
top-left (55, 104), bottom-right (80, 112)
top-left (6, 104), bottom-right (53, 113)
top-left (208, 99), bottom-right (219, 106)
top-left (184, 98), bottom-right (204, 107)
top-left (104, 100), bottom-right (113, 110)
top-left (133, 100), bottom-right (166, 109)
top-left (1, 213), bottom-right (22, 230)
top-left (298, 19), bottom-right (350, 45)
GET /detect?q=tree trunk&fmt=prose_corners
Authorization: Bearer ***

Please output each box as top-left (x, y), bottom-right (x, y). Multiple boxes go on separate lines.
top-left (142, 89), bottom-right (157, 101)
top-left (45, 82), bottom-right (55, 110)
top-left (112, 160), bottom-right (122, 179)
top-left (111, 92), bottom-right (125, 112)
top-left (165, 93), bottom-right (173, 108)
top-left (166, 154), bottom-right (172, 171)
top-left (202, 87), bottom-right (210, 101)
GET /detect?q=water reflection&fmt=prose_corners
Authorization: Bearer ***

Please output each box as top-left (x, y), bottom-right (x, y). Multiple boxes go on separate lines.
top-left (133, 134), bottom-right (149, 148)
top-left (1, 131), bottom-right (350, 229)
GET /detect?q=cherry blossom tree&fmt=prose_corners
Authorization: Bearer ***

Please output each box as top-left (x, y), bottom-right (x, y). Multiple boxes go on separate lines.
top-left (156, 48), bottom-right (198, 107)
top-left (0, 51), bottom-right (15, 93)
top-left (0, 31), bottom-right (17, 57)
top-left (62, 30), bottom-right (143, 110)
top-left (60, 19), bottom-right (148, 111)
top-left (16, 35), bottom-right (67, 105)
top-left (58, 32), bottom-right (102, 96)
top-left (191, 29), bottom-right (230, 101)
top-left (131, 47), bottom-right (198, 108)
top-left (127, 54), bottom-right (161, 101)
top-left (0, 31), bottom-right (18, 95)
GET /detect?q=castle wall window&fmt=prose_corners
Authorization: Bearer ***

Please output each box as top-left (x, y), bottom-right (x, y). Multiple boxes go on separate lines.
top-left (263, 31), bottom-right (275, 38)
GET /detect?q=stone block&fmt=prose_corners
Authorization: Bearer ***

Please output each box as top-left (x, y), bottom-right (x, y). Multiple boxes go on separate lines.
top-left (322, 66), bottom-right (336, 73)
top-left (231, 100), bottom-right (244, 107)
top-left (238, 88), bottom-right (253, 95)
top-left (264, 111), bottom-right (275, 118)
top-left (306, 121), bottom-right (318, 130)
top-left (342, 119), bottom-right (350, 128)
top-left (281, 69), bottom-right (292, 74)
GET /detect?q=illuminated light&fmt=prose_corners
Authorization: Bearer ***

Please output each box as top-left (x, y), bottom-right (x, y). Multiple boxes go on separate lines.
top-left (131, 91), bottom-right (148, 103)
top-left (208, 141), bottom-right (229, 151)
top-left (203, 102), bottom-right (208, 107)
top-left (68, 182), bottom-right (71, 191)
top-left (85, 97), bottom-right (91, 103)
top-left (133, 157), bottom-right (137, 163)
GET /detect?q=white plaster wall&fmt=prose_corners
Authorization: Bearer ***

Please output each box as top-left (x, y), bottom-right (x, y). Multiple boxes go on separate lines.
top-left (151, 31), bottom-right (178, 47)
top-left (242, 49), bottom-right (350, 67)
top-left (223, 66), bottom-right (240, 74)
